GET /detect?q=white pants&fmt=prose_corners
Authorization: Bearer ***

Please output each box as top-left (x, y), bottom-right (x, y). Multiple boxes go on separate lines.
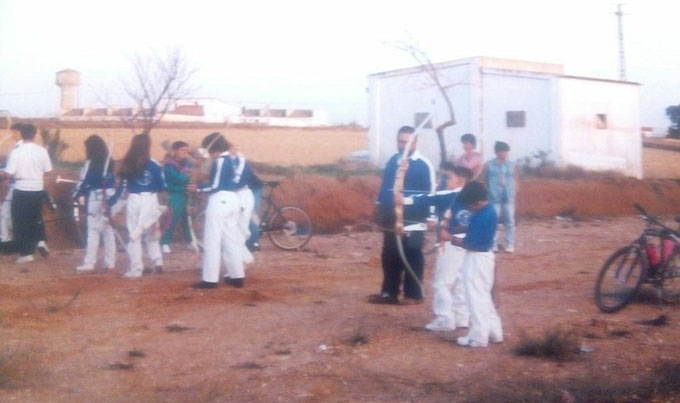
top-left (0, 187), bottom-right (12, 242)
top-left (126, 193), bottom-right (163, 274)
top-left (202, 191), bottom-right (244, 283)
top-left (235, 188), bottom-right (254, 264)
top-left (432, 243), bottom-right (469, 327)
top-left (82, 192), bottom-right (116, 268)
top-left (462, 251), bottom-right (503, 347)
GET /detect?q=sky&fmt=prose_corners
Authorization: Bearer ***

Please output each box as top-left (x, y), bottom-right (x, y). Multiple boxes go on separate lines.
top-left (0, 0), bottom-right (678, 128)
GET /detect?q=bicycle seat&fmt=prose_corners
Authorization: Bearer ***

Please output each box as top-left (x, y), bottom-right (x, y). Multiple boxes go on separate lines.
top-left (264, 181), bottom-right (280, 188)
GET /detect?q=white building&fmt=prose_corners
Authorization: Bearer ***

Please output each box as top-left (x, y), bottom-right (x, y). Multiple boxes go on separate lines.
top-left (368, 56), bottom-right (642, 178)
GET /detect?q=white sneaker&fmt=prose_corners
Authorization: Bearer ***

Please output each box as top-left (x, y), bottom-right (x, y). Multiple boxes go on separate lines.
top-left (425, 319), bottom-right (455, 332)
top-left (123, 270), bottom-right (142, 278)
top-left (37, 241), bottom-right (50, 257)
top-left (505, 246), bottom-right (515, 253)
top-left (76, 264), bottom-right (94, 272)
top-left (161, 244), bottom-right (171, 254)
top-left (16, 255), bottom-right (34, 264)
top-left (456, 336), bottom-right (487, 348)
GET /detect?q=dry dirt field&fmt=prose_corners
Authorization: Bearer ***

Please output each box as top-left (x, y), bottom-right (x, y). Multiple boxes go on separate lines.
top-left (1, 217), bottom-right (680, 402)
top-left (49, 127), bottom-right (367, 167)
top-left (643, 147), bottom-right (680, 179)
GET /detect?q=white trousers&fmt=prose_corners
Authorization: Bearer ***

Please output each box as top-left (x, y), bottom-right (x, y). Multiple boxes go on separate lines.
top-left (82, 192), bottom-right (116, 268)
top-left (432, 243), bottom-right (469, 327)
top-left (126, 193), bottom-right (163, 274)
top-left (0, 187), bottom-right (12, 242)
top-left (235, 188), bottom-right (254, 264)
top-left (202, 191), bottom-right (244, 283)
top-left (462, 251), bottom-right (503, 347)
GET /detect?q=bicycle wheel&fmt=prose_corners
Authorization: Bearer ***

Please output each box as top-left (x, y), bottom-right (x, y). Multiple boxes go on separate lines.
top-left (594, 245), bottom-right (646, 313)
top-left (266, 206), bottom-right (312, 250)
top-left (661, 248), bottom-right (680, 303)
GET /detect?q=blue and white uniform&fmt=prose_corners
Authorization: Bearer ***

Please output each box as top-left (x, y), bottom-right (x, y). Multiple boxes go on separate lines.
top-left (109, 160), bottom-right (166, 278)
top-left (458, 203), bottom-right (503, 348)
top-left (230, 153), bottom-right (255, 264)
top-left (407, 189), bottom-right (471, 331)
top-left (197, 151), bottom-right (244, 283)
top-left (74, 160), bottom-right (117, 271)
top-left (0, 140), bottom-right (21, 242)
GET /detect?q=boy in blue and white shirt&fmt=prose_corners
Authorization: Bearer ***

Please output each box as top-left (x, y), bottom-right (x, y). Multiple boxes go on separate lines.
top-left (406, 163), bottom-right (473, 331)
top-left (450, 181), bottom-right (503, 348)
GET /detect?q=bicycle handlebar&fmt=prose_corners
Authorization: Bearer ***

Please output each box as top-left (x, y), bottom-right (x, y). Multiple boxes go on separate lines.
top-left (635, 203), bottom-right (680, 238)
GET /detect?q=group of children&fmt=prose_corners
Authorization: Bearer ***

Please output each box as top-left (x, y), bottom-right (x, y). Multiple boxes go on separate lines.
top-left (0, 126), bottom-right (261, 288)
top-left (374, 128), bottom-right (516, 349)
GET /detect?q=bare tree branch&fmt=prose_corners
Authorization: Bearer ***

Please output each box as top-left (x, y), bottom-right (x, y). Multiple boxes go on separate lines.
top-left (123, 48), bottom-right (198, 135)
top-left (389, 37), bottom-right (458, 167)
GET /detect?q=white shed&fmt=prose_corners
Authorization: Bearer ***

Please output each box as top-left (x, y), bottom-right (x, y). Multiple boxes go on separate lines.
top-left (368, 56), bottom-right (642, 178)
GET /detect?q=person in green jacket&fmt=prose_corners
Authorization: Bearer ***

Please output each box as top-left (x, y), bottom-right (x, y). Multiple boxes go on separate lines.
top-left (161, 141), bottom-right (193, 253)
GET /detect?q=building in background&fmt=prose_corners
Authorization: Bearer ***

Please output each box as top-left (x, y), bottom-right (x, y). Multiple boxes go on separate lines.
top-left (368, 56), bottom-right (642, 178)
top-left (55, 70), bottom-right (328, 127)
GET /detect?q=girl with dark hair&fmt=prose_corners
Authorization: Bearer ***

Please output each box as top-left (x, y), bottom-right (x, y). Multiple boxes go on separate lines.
top-left (73, 134), bottom-right (117, 272)
top-left (191, 132), bottom-right (245, 289)
top-left (108, 133), bottom-right (166, 278)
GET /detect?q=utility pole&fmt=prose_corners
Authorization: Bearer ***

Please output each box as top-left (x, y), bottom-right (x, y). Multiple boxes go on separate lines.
top-left (615, 3), bottom-right (627, 81)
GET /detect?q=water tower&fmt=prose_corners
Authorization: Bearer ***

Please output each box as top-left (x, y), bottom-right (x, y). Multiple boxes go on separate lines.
top-left (55, 69), bottom-right (81, 113)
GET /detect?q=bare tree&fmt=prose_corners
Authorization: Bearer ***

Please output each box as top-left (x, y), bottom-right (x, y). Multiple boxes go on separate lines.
top-left (390, 38), bottom-right (457, 167)
top-left (123, 48), bottom-right (197, 135)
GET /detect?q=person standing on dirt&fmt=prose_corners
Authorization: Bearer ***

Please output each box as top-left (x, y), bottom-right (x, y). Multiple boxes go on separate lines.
top-left (368, 125), bottom-right (435, 305)
top-left (450, 181), bottom-right (503, 348)
top-left (456, 133), bottom-right (483, 180)
top-left (108, 133), bottom-right (166, 278)
top-left (160, 141), bottom-right (194, 254)
top-left (190, 132), bottom-right (245, 289)
top-left (403, 164), bottom-right (473, 331)
top-left (481, 141), bottom-right (517, 253)
top-left (73, 134), bottom-right (118, 272)
top-left (0, 123), bottom-right (52, 263)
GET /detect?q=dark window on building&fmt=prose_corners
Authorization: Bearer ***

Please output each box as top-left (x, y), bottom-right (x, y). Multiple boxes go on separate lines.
top-left (596, 114), bottom-right (608, 129)
top-left (414, 112), bottom-right (433, 129)
top-left (506, 111), bottom-right (526, 128)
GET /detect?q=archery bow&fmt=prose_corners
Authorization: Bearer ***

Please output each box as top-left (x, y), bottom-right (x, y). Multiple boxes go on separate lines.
top-left (393, 110), bottom-right (435, 297)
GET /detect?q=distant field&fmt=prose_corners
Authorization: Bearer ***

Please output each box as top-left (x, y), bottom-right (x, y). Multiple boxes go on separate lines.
top-left (42, 127), bottom-right (368, 166)
top-left (642, 147), bottom-right (680, 178)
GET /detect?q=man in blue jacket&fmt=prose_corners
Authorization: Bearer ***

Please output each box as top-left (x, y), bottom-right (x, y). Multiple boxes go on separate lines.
top-left (368, 126), bottom-right (435, 305)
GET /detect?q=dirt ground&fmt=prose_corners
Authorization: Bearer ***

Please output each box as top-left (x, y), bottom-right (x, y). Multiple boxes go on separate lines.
top-left (1, 216), bottom-right (680, 402)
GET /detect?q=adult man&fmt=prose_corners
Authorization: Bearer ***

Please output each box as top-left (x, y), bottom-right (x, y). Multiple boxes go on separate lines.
top-left (369, 126), bottom-right (435, 305)
top-left (0, 123), bottom-right (52, 263)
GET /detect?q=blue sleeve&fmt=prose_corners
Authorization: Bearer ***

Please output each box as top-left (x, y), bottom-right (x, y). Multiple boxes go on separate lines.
top-left (197, 160), bottom-right (218, 193)
top-left (152, 161), bottom-right (166, 192)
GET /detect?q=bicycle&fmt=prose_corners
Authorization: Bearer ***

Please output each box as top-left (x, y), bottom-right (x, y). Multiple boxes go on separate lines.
top-left (189, 181), bottom-right (313, 251)
top-left (594, 204), bottom-right (680, 313)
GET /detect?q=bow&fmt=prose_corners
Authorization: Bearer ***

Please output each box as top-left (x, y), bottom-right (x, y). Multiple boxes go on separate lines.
top-left (393, 111), bottom-right (435, 296)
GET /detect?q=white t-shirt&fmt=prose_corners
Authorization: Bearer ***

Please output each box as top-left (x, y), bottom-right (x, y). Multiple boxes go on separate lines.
top-left (3, 142), bottom-right (53, 191)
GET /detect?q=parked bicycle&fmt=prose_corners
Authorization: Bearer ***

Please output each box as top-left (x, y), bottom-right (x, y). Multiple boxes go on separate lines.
top-left (594, 204), bottom-right (680, 313)
top-left (189, 181), bottom-right (312, 251)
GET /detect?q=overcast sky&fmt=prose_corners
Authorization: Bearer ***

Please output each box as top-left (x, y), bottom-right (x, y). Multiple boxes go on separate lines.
top-left (0, 0), bottom-right (678, 127)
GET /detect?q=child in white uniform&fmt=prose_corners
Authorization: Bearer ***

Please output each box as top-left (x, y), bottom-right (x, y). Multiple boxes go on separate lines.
top-left (74, 135), bottom-right (118, 272)
top-left (108, 134), bottom-right (166, 278)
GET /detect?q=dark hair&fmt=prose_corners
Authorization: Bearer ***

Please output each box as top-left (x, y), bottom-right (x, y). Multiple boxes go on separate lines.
top-left (461, 133), bottom-right (476, 147)
top-left (201, 132), bottom-right (229, 154)
top-left (397, 126), bottom-right (415, 136)
top-left (84, 134), bottom-right (114, 174)
top-left (457, 181), bottom-right (488, 206)
top-left (494, 141), bottom-right (510, 153)
top-left (119, 133), bottom-right (151, 179)
top-left (12, 123), bottom-right (36, 140)
top-left (172, 141), bottom-right (188, 150)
